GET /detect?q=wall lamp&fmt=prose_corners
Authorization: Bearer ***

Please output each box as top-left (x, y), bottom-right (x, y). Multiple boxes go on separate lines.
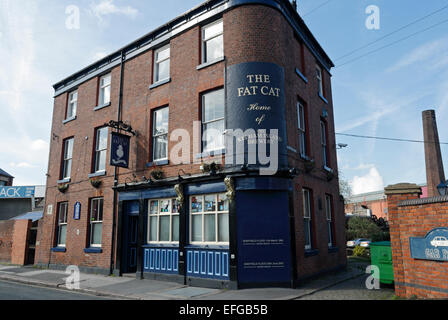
top-left (437, 181), bottom-right (448, 196)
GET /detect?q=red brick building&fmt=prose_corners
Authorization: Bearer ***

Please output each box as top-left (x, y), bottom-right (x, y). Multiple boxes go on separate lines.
top-left (385, 183), bottom-right (448, 299)
top-left (36, 0), bottom-right (346, 289)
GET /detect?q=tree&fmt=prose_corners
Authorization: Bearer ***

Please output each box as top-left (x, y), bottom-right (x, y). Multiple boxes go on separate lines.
top-left (338, 171), bottom-right (352, 200)
top-left (346, 216), bottom-right (387, 241)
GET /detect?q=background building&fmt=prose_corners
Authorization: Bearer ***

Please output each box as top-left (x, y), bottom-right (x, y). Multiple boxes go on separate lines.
top-left (37, 0), bottom-right (346, 289)
top-left (0, 169), bottom-right (14, 187)
top-left (0, 185), bottom-right (45, 221)
top-left (345, 184), bottom-right (430, 221)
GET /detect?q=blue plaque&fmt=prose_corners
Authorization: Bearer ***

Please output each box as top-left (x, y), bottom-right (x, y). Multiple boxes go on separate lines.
top-left (74, 202), bottom-right (81, 220)
top-left (110, 132), bottom-right (130, 168)
top-left (410, 228), bottom-right (448, 261)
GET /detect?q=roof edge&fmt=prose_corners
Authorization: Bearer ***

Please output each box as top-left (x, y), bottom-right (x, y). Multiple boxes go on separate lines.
top-left (53, 0), bottom-right (334, 94)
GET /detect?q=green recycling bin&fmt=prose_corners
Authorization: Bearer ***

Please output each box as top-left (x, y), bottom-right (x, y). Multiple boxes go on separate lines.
top-left (369, 241), bottom-right (394, 284)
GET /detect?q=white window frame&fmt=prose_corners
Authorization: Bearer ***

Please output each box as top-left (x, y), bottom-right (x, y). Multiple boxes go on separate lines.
top-left (189, 193), bottom-right (229, 245)
top-left (98, 73), bottom-right (111, 106)
top-left (152, 107), bottom-right (169, 162)
top-left (303, 189), bottom-right (312, 250)
top-left (316, 65), bottom-right (324, 97)
top-left (201, 19), bottom-right (224, 64)
top-left (62, 138), bottom-right (74, 180)
top-left (57, 202), bottom-right (68, 247)
top-left (320, 120), bottom-right (329, 168)
top-left (325, 194), bottom-right (333, 248)
top-left (67, 90), bottom-right (78, 119)
top-left (153, 44), bottom-right (170, 83)
top-left (94, 127), bottom-right (108, 173)
top-left (202, 89), bottom-right (225, 153)
top-left (90, 198), bottom-right (103, 247)
top-left (297, 101), bottom-right (307, 157)
top-left (147, 198), bottom-right (180, 244)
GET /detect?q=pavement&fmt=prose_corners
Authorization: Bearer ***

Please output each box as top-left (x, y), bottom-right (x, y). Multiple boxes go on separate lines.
top-left (0, 258), bottom-right (384, 300)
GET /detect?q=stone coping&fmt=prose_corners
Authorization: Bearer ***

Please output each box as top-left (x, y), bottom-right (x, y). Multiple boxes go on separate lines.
top-left (384, 183), bottom-right (422, 195)
top-left (398, 195), bottom-right (448, 207)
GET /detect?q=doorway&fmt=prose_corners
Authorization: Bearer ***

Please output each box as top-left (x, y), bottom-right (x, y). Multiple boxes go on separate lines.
top-left (122, 201), bottom-right (139, 274)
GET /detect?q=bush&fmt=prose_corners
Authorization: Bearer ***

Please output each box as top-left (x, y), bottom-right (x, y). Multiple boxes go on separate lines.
top-left (346, 216), bottom-right (384, 241)
top-left (353, 245), bottom-right (368, 258)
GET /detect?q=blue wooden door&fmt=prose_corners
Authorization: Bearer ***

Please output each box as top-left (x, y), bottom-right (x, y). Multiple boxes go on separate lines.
top-left (123, 201), bottom-right (139, 273)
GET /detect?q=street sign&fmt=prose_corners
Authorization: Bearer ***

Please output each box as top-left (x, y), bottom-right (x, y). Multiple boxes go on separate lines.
top-left (0, 186), bottom-right (35, 199)
top-left (410, 228), bottom-right (448, 262)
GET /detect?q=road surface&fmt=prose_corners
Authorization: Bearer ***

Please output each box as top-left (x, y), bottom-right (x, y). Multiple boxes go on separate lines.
top-left (0, 280), bottom-right (109, 300)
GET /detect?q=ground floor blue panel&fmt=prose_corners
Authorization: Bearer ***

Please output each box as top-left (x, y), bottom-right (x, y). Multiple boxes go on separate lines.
top-left (186, 248), bottom-right (229, 280)
top-left (143, 246), bottom-right (179, 274)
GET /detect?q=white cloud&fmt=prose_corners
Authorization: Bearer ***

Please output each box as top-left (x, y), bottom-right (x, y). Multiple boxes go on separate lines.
top-left (344, 163), bottom-right (375, 171)
top-left (90, 0), bottom-right (139, 23)
top-left (337, 107), bottom-right (395, 133)
top-left (350, 167), bottom-right (384, 195)
top-left (30, 139), bottom-right (48, 151)
top-left (388, 37), bottom-right (448, 72)
top-left (9, 162), bottom-right (37, 169)
top-left (92, 51), bottom-right (108, 62)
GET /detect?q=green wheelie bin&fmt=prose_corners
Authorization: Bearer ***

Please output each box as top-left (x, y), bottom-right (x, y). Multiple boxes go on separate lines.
top-left (369, 241), bottom-right (394, 284)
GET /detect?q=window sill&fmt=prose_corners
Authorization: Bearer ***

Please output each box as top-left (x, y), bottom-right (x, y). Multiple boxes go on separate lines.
top-left (196, 56), bottom-right (225, 71)
top-left (195, 148), bottom-right (226, 159)
top-left (304, 249), bottom-right (319, 257)
top-left (146, 159), bottom-right (169, 167)
top-left (51, 247), bottom-right (66, 253)
top-left (94, 102), bottom-right (111, 111)
top-left (287, 146), bottom-right (298, 154)
top-left (319, 93), bottom-right (328, 104)
top-left (323, 166), bottom-right (333, 173)
top-left (84, 247), bottom-right (102, 254)
top-left (328, 246), bottom-right (339, 254)
top-left (143, 243), bottom-right (179, 248)
top-left (185, 244), bottom-right (229, 250)
top-left (295, 68), bottom-right (308, 84)
top-left (300, 154), bottom-right (311, 161)
top-left (149, 78), bottom-right (171, 90)
top-left (63, 116), bottom-right (77, 124)
top-left (57, 178), bottom-right (71, 184)
top-left (88, 171), bottom-right (107, 178)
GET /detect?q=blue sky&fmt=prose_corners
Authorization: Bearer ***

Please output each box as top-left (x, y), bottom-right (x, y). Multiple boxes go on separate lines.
top-left (1, 0), bottom-right (447, 195)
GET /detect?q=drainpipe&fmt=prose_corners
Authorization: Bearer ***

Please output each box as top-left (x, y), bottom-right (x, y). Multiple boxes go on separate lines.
top-left (110, 50), bottom-right (126, 275)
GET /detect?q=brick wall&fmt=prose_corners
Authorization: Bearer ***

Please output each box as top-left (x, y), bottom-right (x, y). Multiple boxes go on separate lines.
top-left (0, 221), bottom-right (15, 262)
top-left (0, 220), bottom-right (31, 265)
top-left (385, 183), bottom-right (448, 299)
top-left (11, 220), bottom-right (31, 265)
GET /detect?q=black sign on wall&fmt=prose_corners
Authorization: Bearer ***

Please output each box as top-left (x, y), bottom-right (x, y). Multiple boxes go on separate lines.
top-left (225, 62), bottom-right (288, 172)
top-left (110, 132), bottom-right (131, 168)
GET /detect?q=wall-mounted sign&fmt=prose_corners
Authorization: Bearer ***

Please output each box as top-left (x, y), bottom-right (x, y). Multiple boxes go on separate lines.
top-left (110, 132), bottom-right (130, 168)
top-left (225, 62), bottom-right (288, 170)
top-left (410, 228), bottom-right (448, 262)
top-left (47, 204), bottom-right (53, 216)
top-left (236, 190), bottom-right (292, 284)
top-left (73, 202), bottom-right (81, 220)
top-left (0, 186), bottom-right (35, 199)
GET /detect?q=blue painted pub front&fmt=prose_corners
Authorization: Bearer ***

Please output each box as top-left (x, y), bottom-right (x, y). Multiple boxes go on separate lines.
top-left (117, 176), bottom-right (293, 288)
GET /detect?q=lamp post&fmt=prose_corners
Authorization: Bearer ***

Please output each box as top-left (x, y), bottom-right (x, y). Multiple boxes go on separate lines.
top-left (437, 181), bottom-right (447, 196)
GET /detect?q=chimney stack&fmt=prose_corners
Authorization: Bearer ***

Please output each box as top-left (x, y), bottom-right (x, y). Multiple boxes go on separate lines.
top-left (422, 109), bottom-right (445, 197)
top-left (292, 0), bottom-right (297, 11)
